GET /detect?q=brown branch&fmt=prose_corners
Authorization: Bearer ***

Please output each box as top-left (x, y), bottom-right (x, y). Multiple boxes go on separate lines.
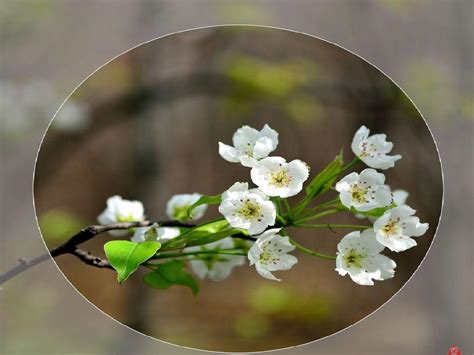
top-left (0, 220), bottom-right (194, 285)
top-left (71, 248), bottom-right (112, 269)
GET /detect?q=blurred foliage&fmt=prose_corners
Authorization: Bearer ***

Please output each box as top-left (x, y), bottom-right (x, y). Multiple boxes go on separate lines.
top-left (248, 284), bottom-right (335, 320)
top-left (221, 54), bottom-right (323, 125)
top-left (402, 60), bottom-right (473, 122)
top-left (234, 284), bottom-right (337, 338)
top-left (38, 209), bottom-right (85, 244)
top-left (0, 0), bottom-right (54, 41)
top-left (373, 0), bottom-right (431, 14)
top-left (234, 313), bottom-right (271, 339)
top-left (215, 2), bottom-right (272, 23)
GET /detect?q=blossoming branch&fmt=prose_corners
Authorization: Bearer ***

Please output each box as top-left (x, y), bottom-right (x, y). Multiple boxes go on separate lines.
top-left (0, 124), bottom-right (429, 290)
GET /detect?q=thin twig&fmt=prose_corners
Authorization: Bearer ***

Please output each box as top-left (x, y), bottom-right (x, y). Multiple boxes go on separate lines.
top-left (0, 220), bottom-right (193, 285)
top-left (71, 248), bottom-right (112, 269)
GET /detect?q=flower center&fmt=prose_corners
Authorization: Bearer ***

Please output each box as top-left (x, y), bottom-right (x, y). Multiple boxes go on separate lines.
top-left (381, 218), bottom-right (400, 237)
top-left (259, 242), bottom-right (280, 265)
top-left (237, 200), bottom-right (261, 219)
top-left (269, 170), bottom-right (291, 188)
top-left (344, 249), bottom-right (364, 268)
top-left (359, 141), bottom-right (377, 158)
top-left (240, 142), bottom-right (255, 156)
top-left (350, 183), bottom-right (369, 203)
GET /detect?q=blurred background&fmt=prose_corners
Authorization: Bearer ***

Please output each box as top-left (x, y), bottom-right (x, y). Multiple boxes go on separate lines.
top-left (0, 1), bottom-right (472, 354)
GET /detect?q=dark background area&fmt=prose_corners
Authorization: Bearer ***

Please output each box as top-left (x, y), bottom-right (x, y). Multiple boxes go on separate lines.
top-left (1, 1), bottom-right (472, 354)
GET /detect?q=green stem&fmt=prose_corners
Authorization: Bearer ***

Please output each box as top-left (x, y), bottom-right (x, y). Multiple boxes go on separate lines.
top-left (273, 197), bottom-right (282, 215)
top-left (290, 238), bottom-right (336, 260)
top-left (298, 198), bottom-right (340, 218)
top-left (294, 223), bottom-right (371, 230)
top-left (151, 249), bottom-right (247, 260)
top-left (283, 199), bottom-right (293, 221)
top-left (276, 214), bottom-right (287, 225)
top-left (165, 217), bottom-right (226, 242)
top-left (295, 157), bottom-right (360, 213)
top-left (294, 208), bottom-right (339, 224)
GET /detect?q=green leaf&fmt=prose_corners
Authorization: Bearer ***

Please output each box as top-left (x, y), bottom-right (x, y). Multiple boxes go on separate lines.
top-left (186, 194), bottom-right (222, 219)
top-left (305, 153), bottom-right (344, 198)
top-left (353, 204), bottom-right (395, 218)
top-left (143, 261), bottom-right (199, 295)
top-left (104, 240), bottom-right (161, 283)
top-left (162, 219), bottom-right (236, 249)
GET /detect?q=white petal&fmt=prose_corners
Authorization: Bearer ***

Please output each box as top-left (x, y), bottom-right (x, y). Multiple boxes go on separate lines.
top-left (363, 155), bottom-right (401, 170)
top-left (248, 243), bottom-right (263, 265)
top-left (374, 185), bottom-right (393, 207)
top-left (207, 262), bottom-right (234, 281)
top-left (247, 219), bottom-right (270, 235)
top-left (351, 125), bottom-right (370, 155)
top-left (359, 168), bottom-right (385, 186)
top-left (218, 142), bottom-right (240, 163)
top-left (359, 229), bottom-right (385, 253)
top-left (240, 155), bottom-right (258, 167)
top-left (339, 191), bottom-right (353, 209)
top-left (248, 188), bottom-right (270, 200)
top-left (287, 159), bottom-right (309, 181)
top-left (188, 260), bottom-right (208, 279)
top-left (376, 232), bottom-right (417, 252)
top-left (390, 205), bottom-right (416, 219)
top-left (260, 124), bottom-right (279, 149)
top-left (97, 210), bottom-right (116, 225)
top-left (253, 136), bottom-right (274, 159)
top-left (232, 125), bottom-right (260, 148)
top-left (335, 255), bottom-right (348, 276)
top-left (392, 189), bottom-right (409, 206)
top-left (370, 134), bottom-right (394, 153)
top-left (222, 182), bottom-right (248, 200)
top-left (337, 231), bottom-right (362, 253)
top-left (254, 228), bottom-right (282, 240)
top-left (255, 263), bottom-right (280, 281)
top-left (348, 269), bottom-right (374, 286)
top-left (403, 217), bottom-right (429, 237)
top-left (266, 254), bottom-right (298, 271)
top-left (367, 254), bottom-right (396, 280)
top-left (336, 172), bottom-right (359, 188)
top-left (156, 227), bottom-right (181, 242)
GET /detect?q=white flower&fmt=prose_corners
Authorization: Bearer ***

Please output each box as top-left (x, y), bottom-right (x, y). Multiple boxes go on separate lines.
top-left (131, 223), bottom-right (181, 243)
top-left (218, 182), bottom-right (276, 235)
top-left (187, 237), bottom-right (245, 281)
top-left (336, 229), bottom-right (396, 286)
top-left (373, 205), bottom-right (429, 252)
top-left (336, 168), bottom-right (392, 212)
top-left (218, 124), bottom-right (279, 167)
top-left (166, 193), bottom-right (207, 222)
top-left (351, 125), bottom-right (401, 170)
top-left (250, 157), bottom-right (309, 198)
top-left (248, 228), bottom-right (298, 281)
top-left (97, 195), bottom-right (145, 236)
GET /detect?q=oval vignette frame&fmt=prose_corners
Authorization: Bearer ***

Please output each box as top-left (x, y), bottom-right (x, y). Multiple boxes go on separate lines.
top-left (32, 24), bottom-right (444, 353)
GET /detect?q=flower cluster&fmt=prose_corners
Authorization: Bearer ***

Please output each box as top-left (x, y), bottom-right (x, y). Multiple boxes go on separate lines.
top-left (335, 125), bottom-right (428, 285)
top-left (97, 124), bottom-right (429, 293)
